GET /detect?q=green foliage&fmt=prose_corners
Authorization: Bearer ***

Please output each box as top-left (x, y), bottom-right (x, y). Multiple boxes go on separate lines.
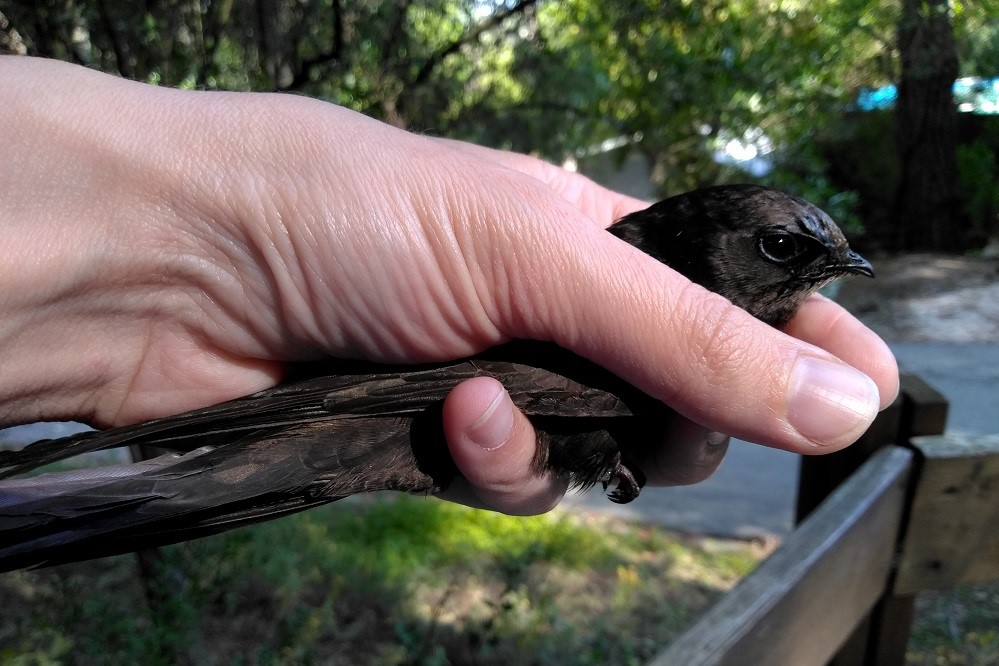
top-left (0, 628), bottom-right (72, 666)
top-left (956, 138), bottom-right (999, 244)
top-left (954, 0), bottom-right (999, 77)
top-left (2, 1), bottom-right (987, 242)
top-left (0, 497), bottom-right (761, 664)
top-left (765, 140), bottom-right (865, 234)
top-left (2, 2), bottom-right (898, 177)
top-left (529, 0), bottom-right (899, 193)
top-left (0, 554), bottom-right (201, 665)
top-left (908, 583), bottom-right (999, 665)
top-left (814, 111), bottom-right (999, 248)
top-left (179, 496), bottom-right (621, 593)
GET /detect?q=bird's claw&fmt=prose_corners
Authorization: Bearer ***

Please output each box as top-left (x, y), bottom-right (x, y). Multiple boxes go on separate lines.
top-left (603, 459), bottom-right (646, 504)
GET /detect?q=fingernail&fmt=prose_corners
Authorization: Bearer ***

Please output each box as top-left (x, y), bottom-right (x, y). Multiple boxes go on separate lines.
top-left (705, 431), bottom-right (729, 449)
top-left (788, 356), bottom-right (880, 446)
top-left (467, 384), bottom-right (515, 451)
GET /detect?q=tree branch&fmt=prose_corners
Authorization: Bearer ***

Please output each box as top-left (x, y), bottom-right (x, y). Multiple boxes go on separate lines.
top-left (409, 0), bottom-right (537, 90)
top-left (282, 0), bottom-right (344, 91)
top-left (195, 0), bottom-right (233, 88)
top-left (96, 0), bottom-right (134, 79)
top-left (382, 0), bottom-right (413, 69)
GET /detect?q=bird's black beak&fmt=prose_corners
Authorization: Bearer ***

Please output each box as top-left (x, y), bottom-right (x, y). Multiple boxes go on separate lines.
top-left (835, 249), bottom-right (874, 278)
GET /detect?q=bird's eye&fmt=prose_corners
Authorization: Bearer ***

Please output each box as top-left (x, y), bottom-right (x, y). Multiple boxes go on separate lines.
top-left (758, 231), bottom-right (803, 264)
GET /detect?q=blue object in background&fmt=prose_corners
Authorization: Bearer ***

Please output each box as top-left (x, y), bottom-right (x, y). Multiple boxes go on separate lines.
top-left (857, 84), bottom-right (898, 111)
top-left (857, 77), bottom-right (999, 114)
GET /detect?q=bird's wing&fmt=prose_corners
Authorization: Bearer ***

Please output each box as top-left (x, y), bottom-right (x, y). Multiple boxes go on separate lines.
top-left (0, 342), bottom-right (648, 479)
top-left (0, 342), bottom-right (656, 570)
top-left (0, 416), bottom-right (440, 570)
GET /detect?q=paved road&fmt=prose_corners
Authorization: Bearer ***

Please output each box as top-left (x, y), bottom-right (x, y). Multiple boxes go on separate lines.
top-left (3, 343), bottom-right (996, 540)
top-left (564, 342), bottom-right (999, 539)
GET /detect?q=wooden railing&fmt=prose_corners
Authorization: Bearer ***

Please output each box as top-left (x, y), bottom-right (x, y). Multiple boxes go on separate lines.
top-left (649, 373), bottom-right (999, 666)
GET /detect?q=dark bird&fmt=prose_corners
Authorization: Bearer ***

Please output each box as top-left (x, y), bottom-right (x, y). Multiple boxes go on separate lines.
top-left (0, 185), bottom-right (873, 571)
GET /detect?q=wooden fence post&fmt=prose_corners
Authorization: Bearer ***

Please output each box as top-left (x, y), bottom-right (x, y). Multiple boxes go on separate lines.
top-left (893, 433), bottom-right (999, 594)
top-left (795, 372), bottom-right (949, 666)
top-left (651, 372), bottom-right (999, 666)
top-left (651, 446), bottom-right (913, 666)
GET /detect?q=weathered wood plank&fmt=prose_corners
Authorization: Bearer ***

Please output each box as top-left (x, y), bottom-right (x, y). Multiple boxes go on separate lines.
top-left (894, 434), bottom-right (999, 594)
top-left (796, 391), bottom-right (902, 523)
top-left (796, 371), bottom-right (940, 524)
top-left (795, 372), bottom-right (947, 666)
top-left (650, 446), bottom-right (913, 666)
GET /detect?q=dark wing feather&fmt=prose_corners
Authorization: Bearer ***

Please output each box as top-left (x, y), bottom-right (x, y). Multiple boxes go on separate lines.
top-left (0, 417), bottom-right (434, 570)
top-left (0, 341), bottom-right (657, 570)
top-left (0, 341), bottom-right (647, 479)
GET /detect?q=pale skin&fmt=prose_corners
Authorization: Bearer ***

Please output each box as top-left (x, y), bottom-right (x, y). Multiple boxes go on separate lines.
top-left (0, 57), bottom-right (899, 515)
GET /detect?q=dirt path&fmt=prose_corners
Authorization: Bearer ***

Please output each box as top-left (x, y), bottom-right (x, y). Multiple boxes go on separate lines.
top-left (835, 253), bottom-right (999, 343)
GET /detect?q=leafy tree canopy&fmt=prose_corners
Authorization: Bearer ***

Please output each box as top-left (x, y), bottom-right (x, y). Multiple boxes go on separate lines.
top-left (2, 0), bottom-right (981, 202)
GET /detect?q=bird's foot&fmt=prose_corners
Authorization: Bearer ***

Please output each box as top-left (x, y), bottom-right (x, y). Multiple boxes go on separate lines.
top-left (603, 459), bottom-right (646, 504)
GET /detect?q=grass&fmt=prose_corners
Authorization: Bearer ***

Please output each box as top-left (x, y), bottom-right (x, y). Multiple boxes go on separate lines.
top-left (907, 583), bottom-right (999, 666)
top-left (1, 495), bottom-right (994, 665)
top-left (0, 495), bottom-right (765, 665)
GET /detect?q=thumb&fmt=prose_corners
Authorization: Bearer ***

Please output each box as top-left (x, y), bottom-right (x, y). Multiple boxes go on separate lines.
top-left (439, 376), bottom-right (567, 515)
top-left (474, 191), bottom-right (890, 453)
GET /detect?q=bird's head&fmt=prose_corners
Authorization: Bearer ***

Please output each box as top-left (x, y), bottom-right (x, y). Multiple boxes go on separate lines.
top-left (608, 184), bottom-right (873, 327)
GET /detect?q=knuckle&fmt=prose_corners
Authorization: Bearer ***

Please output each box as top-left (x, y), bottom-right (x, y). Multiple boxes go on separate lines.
top-left (672, 282), bottom-right (759, 383)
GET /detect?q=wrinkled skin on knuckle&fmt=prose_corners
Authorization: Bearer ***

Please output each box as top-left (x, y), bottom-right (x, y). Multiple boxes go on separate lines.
top-left (673, 283), bottom-right (753, 378)
top-left (377, 144), bottom-right (610, 358)
top-left (403, 160), bottom-right (541, 349)
top-left (179, 103), bottom-right (513, 364)
top-left (664, 281), bottom-right (785, 421)
top-left (440, 168), bottom-right (583, 341)
top-left (199, 101), bottom-right (616, 365)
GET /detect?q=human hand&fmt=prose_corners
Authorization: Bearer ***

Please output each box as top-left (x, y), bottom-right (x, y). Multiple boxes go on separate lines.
top-left (0, 57), bottom-right (898, 514)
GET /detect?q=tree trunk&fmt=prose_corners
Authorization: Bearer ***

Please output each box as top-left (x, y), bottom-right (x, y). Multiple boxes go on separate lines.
top-left (257, 0), bottom-right (293, 89)
top-left (893, 0), bottom-right (962, 251)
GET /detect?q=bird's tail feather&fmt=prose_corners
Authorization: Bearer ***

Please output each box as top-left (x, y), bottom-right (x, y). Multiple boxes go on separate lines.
top-left (0, 418), bottom-right (448, 572)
